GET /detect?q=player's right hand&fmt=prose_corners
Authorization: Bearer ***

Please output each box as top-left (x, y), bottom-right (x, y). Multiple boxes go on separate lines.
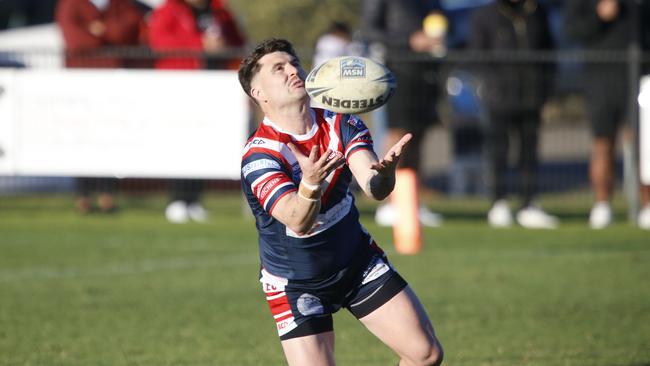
top-left (287, 143), bottom-right (345, 186)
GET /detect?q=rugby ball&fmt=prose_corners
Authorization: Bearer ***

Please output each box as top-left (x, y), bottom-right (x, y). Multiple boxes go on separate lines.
top-left (305, 56), bottom-right (396, 114)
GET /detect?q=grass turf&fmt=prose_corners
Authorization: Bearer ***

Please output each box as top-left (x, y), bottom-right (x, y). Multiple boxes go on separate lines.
top-left (0, 192), bottom-right (648, 365)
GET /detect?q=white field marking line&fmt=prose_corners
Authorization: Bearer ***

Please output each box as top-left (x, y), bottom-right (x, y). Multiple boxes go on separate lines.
top-left (0, 253), bottom-right (258, 282)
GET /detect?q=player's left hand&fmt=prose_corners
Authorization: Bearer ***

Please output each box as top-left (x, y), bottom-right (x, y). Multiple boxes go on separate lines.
top-left (371, 133), bottom-right (412, 176)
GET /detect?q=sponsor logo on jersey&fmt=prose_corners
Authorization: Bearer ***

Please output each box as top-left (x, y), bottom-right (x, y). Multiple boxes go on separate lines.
top-left (259, 177), bottom-right (282, 201)
top-left (340, 58), bottom-right (366, 78)
top-left (297, 293), bottom-right (324, 316)
top-left (242, 159), bottom-right (281, 178)
top-left (245, 138), bottom-right (266, 150)
top-left (347, 115), bottom-right (365, 130)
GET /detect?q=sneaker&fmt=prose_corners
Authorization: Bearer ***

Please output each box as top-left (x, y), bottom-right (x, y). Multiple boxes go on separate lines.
top-left (487, 199), bottom-right (513, 228)
top-left (516, 205), bottom-right (559, 229)
top-left (165, 200), bottom-right (189, 223)
top-left (187, 203), bottom-right (208, 223)
top-left (418, 206), bottom-right (443, 227)
top-left (638, 204), bottom-right (650, 230)
top-left (589, 201), bottom-right (612, 229)
top-left (374, 203), bottom-right (443, 227)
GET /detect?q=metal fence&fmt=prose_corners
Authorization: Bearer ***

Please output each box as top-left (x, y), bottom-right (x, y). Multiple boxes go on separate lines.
top-left (0, 46), bottom-right (647, 218)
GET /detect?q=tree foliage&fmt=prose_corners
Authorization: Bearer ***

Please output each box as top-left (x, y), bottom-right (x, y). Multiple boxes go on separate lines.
top-left (228, 0), bottom-right (361, 59)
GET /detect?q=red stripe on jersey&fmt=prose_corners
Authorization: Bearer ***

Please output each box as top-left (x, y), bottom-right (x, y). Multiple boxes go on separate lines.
top-left (254, 172), bottom-right (285, 198)
top-left (321, 164), bottom-right (343, 205)
top-left (320, 113), bottom-right (345, 204)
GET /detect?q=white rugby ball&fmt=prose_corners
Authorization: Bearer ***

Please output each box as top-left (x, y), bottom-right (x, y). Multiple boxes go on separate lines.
top-left (305, 56), bottom-right (396, 114)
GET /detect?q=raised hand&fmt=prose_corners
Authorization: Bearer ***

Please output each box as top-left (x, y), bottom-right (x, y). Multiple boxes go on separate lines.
top-left (287, 143), bottom-right (345, 185)
top-left (371, 133), bottom-right (413, 176)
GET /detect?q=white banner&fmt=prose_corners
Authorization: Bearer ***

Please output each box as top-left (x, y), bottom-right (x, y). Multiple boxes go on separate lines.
top-left (0, 69), bottom-right (249, 179)
top-left (640, 76), bottom-right (650, 184)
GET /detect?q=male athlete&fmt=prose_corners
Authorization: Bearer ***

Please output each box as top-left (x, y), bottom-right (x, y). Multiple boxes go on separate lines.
top-left (239, 38), bottom-right (443, 366)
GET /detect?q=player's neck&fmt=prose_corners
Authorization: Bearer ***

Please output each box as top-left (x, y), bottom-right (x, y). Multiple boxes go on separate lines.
top-left (266, 102), bottom-right (314, 135)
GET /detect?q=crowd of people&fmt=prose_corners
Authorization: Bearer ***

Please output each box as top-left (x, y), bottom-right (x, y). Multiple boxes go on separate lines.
top-left (352, 0), bottom-right (650, 230)
top-left (53, 0), bottom-right (246, 221)
top-left (1, 0), bottom-right (649, 230)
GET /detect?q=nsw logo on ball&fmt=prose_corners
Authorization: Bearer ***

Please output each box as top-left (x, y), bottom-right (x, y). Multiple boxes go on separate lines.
top-left (340, 58), bottom-right (365, 78)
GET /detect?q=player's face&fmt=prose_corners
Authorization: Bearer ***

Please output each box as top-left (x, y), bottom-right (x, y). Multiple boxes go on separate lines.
top-left (251, 51), bottom-right (308, 108)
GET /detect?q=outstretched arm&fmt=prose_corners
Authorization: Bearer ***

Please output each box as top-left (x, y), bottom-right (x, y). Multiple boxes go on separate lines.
top-left (348, 133), bottom-right (412, 201)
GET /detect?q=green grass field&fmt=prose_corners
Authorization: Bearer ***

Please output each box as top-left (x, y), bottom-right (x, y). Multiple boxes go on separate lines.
top-left (1, 192), bottom-right (649, 366)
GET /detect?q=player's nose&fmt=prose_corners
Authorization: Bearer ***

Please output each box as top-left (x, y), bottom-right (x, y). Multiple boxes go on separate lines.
top-left (286, 63), bottom-right (299, 76)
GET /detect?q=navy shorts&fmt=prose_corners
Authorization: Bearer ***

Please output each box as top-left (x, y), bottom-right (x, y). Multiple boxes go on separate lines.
top-left (260, 240), bottom-right (408, 340)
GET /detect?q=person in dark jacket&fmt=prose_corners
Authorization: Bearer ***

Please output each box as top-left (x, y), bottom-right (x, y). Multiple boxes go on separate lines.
top-left (361, 0), bottom-right (445, 228)
top-left (469, 0), bottom-right (558, 229)
top-left (565, 0), bottom-right (650, 229)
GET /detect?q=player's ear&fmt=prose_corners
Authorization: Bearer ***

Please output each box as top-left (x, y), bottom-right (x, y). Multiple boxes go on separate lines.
top-left (251, 86), bottom-right (266, 104)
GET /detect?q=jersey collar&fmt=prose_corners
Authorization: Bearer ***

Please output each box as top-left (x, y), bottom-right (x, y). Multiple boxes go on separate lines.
top-left (263, 109), bottom-right (318, 142)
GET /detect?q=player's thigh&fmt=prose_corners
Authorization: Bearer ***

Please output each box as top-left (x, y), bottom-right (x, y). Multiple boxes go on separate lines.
top-left (358, 286), bottom-right (440, 362)
top-left (281, 331), bottom-right (335, 366)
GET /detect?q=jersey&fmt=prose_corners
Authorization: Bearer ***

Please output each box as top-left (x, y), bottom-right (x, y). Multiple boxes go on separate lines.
top-left (241, 108), bottom-right (375, 280)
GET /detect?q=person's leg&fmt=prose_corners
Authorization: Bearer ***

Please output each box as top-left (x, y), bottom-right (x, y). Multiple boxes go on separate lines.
top-left (75, 177), bottom-right (93, 214)
top-left (641, 184), bottom-right (650, 207)
top-left (97, 178), bottom-right (117, 212)
top-left (487, 111), bottom-right (509, 203)
top-left (486, 111), bottom-right (513, 227)
top-left (281, 332), bottom-right (336, 366)
top-left (590, 136), bottom-right (616, 203)
top-left (639, 184), bottom-right (650, 229)
top-left (517, 111), bottom-right (540, 208)
top-left (358, 286), bottom-right (442, 366)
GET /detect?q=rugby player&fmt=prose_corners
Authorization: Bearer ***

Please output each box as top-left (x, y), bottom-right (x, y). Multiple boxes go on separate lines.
top-left (239, 38), bottom-right (443, 366)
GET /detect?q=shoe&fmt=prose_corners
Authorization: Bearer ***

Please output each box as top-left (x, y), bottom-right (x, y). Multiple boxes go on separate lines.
top-left (187, 203), bottom-right (208, 223)
top-left (516, 205), bottom-right (559, 229)
top-left (418, 206), bottom-right (443, 227)
top-left (487, 199), bottom-right (513, 228)
top-left (638, 204), bottom-right (650, 230)
top-left (375, 203), bottom-right (395, 227)
top-left (75, 197), bottom-right (93, 215)
top-left (589, 202), bottom-right (612, 229)
top-left (374, 203), bottom-right (443, 227)
top-left (165, 200), bottom-right (189, 223)
top-left (97, 193), bottom-right (116, 214)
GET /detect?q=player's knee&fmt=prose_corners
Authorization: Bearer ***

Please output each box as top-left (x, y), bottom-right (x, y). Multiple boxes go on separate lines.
top-left (407, 341), bottom-right (443, 366)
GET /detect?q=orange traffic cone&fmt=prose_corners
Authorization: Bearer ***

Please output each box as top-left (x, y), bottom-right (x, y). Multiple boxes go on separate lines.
top-left (392, 168), bottom-right (422, 254)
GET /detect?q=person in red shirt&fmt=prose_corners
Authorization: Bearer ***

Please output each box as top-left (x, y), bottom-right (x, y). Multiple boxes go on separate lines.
top-left (148, 0), bottom-right (246, 223)
top-left (56, 0), bottom-right (145, 68)
top-left (148, 0), bottom-right (245, 70)
top-left (56, 0), bottom-right (146, 214)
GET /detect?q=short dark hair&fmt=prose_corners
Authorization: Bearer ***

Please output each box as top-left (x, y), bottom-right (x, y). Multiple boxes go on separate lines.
top-left (238, 38), bottom-right (299, 101)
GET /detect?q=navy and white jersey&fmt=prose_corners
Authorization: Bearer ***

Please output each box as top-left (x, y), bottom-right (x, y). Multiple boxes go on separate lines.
top-left (241, 108), bottom-right (375, 280)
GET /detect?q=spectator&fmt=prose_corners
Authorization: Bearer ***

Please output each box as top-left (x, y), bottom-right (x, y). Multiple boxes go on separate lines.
top-left (361, 0), bottom-right (445, 227)
top-left (565, 0), bottom-right (650, 230)
top-left (56, 0), bottom-right (146, 214)
top-left (445, 69), bottom-right (487, 197)
top-left (469, 0), bottom-right (559, 229)
top-left (148, 0), bottom-right (245, 223)
top-left (0, 0), bottom-right (56, 30)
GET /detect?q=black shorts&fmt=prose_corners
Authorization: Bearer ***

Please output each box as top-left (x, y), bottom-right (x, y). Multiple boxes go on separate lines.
top-left (584, 68), bottom-right (628, 138)
top-left (260, 240), bottom-right (408, 340)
